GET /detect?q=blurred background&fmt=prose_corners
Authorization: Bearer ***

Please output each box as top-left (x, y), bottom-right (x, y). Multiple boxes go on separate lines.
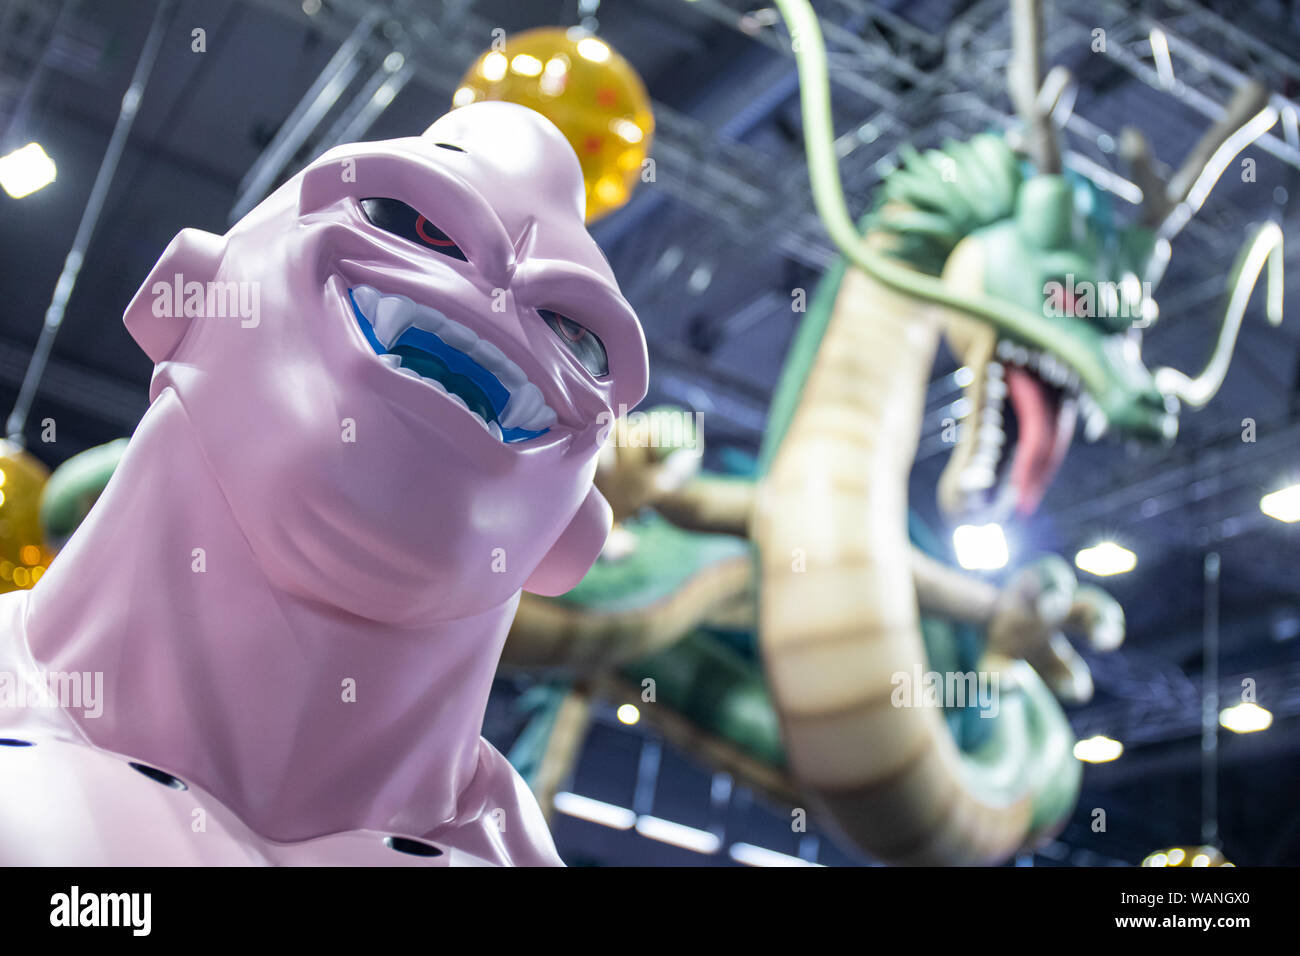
top-left (0, 0), bottom-right (1297, 866)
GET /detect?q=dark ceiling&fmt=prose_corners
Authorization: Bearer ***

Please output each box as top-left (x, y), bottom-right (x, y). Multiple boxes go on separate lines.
top-left (0, 0), bottom-right (1297, 866)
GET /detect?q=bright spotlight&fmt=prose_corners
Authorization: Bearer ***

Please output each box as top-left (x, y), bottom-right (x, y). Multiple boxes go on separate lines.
top-left (1073, 734), bottom-right (1123, 763)
top-left (0, 143), bottom-right (57, 198)
top-left (510, 53), bottom-right (543, 77)
top-left (576, 36), bottom-right (611, 63)
top-left (1075, 541), bottom-right (1137, 576)
top-left (952, 523), bottom-right (1008, 571)
top-left (1261, 483), bottom-right (1300, 522)
top-left (480, 51), bottom-right (508, 82)
top-left (1219, 701), bottom-right (1273, 734)
top-left (616, 703), bottom-right (640, 725)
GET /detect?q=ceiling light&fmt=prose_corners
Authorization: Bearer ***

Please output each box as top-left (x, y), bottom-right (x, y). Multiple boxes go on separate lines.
top-left (1261, 483), bottom-right (1300, 522)
top-left (634, 815), bottom-right (721, 854)
top-left (0, 143), bottom-right (57, 198)
top-left (1073, 734), bottom-right (1123, 763)
top-left (1075, 541), bottom-right (1137, 576)
top-left (729, 843), bottom-right (823, 867)
top-left (952, 523), bottom-right (1008, 570)
top-left (552, 791), bottom-right (636, 830)
top-left (1219, 701), bottom-right (1272, 733)
top-left (616, 703), bottom-right (640, 725)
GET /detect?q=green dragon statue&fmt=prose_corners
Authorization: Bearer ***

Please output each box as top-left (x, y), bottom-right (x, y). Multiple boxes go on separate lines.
top-left (499, 0), bottom-right (1283, 865)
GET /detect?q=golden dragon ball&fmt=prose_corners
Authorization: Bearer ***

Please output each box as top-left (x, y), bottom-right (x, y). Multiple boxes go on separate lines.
top-left (453, 27), bottom-right (654, 222)
top-left (0, 440), bottom-right (52, 592)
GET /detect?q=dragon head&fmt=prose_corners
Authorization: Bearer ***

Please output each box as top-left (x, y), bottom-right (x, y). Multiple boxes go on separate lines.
top-left (868, 128), bottom-right (1279, 529)
top-left (937, 172), bottom-right (1173, 523)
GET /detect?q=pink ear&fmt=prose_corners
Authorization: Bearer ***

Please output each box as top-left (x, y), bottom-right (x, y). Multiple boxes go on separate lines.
top-left (124, 228), bottom-right (226, 363)
top-left (523, 485), bottom-right (612, 597)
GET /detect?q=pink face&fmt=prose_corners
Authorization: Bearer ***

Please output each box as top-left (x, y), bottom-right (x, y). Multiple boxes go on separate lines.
top-left (124, 102), bottom-right (648, 622)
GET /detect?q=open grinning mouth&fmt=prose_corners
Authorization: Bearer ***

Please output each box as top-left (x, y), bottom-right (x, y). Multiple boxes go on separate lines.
top-left (347, 284), bottom-right (557, 443)
top-left (958, 341), bottom-right (1093, 518)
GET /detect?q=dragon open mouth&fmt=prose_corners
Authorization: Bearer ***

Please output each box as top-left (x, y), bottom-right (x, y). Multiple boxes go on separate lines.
top-left (958, 341), bottom-right (1095, 517)
top-left (348, 284), bottom-right (556, 443)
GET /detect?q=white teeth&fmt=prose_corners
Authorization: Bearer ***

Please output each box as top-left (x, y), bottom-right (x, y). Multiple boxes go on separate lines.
top-left (470, 340), bottom-right (528, 389)
top-left (978, 423), bottom-right (1004, 446)
top-left (351, 284), bottom-right (555, 442)
top-left (985, 379), bottom-right (1007, 401)
top-left (522, 405), bottom-right (557, 430)
top-left (374, 296), bottom-right (413, 348)
top-left (352, 285), bottom-right (380, 317)
top-left (499, 382), bottom-right (548, 430)
top-left (991, 342), bottom-right (1086, 400)
top-left (438, 320), bottom-right (477, 352)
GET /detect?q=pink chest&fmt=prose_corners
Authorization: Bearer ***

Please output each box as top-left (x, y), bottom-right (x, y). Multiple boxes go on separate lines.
top-left (0, 735), bottom-right (493, 866)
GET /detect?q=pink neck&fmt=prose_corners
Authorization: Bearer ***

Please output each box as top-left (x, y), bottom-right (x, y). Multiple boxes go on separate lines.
top-left (24, 391), bottom-right (515, 842)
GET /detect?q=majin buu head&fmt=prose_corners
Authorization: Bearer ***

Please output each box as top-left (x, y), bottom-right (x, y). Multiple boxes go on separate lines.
top-left (122, 101), bottom-right (648, 622)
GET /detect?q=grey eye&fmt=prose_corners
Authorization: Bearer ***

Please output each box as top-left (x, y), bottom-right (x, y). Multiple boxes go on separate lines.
top-left (539, 309), bottom-right (608, 377)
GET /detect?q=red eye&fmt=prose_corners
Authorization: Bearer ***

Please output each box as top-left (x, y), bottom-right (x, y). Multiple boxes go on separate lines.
top-left (416, 215), bottom-right (457, 248)
top-left (359, 198), bottom-right (467, 261)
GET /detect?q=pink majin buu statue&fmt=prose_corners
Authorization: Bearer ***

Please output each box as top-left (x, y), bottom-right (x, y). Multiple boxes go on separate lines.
top-left (0, 102), bottom-right (648, 865)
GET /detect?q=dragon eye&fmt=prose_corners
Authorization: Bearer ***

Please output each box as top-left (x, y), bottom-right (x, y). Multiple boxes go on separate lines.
top-left (539, 309), bottom-right (608, 377)
top-left (359, 197), bottom-right (467, 261)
